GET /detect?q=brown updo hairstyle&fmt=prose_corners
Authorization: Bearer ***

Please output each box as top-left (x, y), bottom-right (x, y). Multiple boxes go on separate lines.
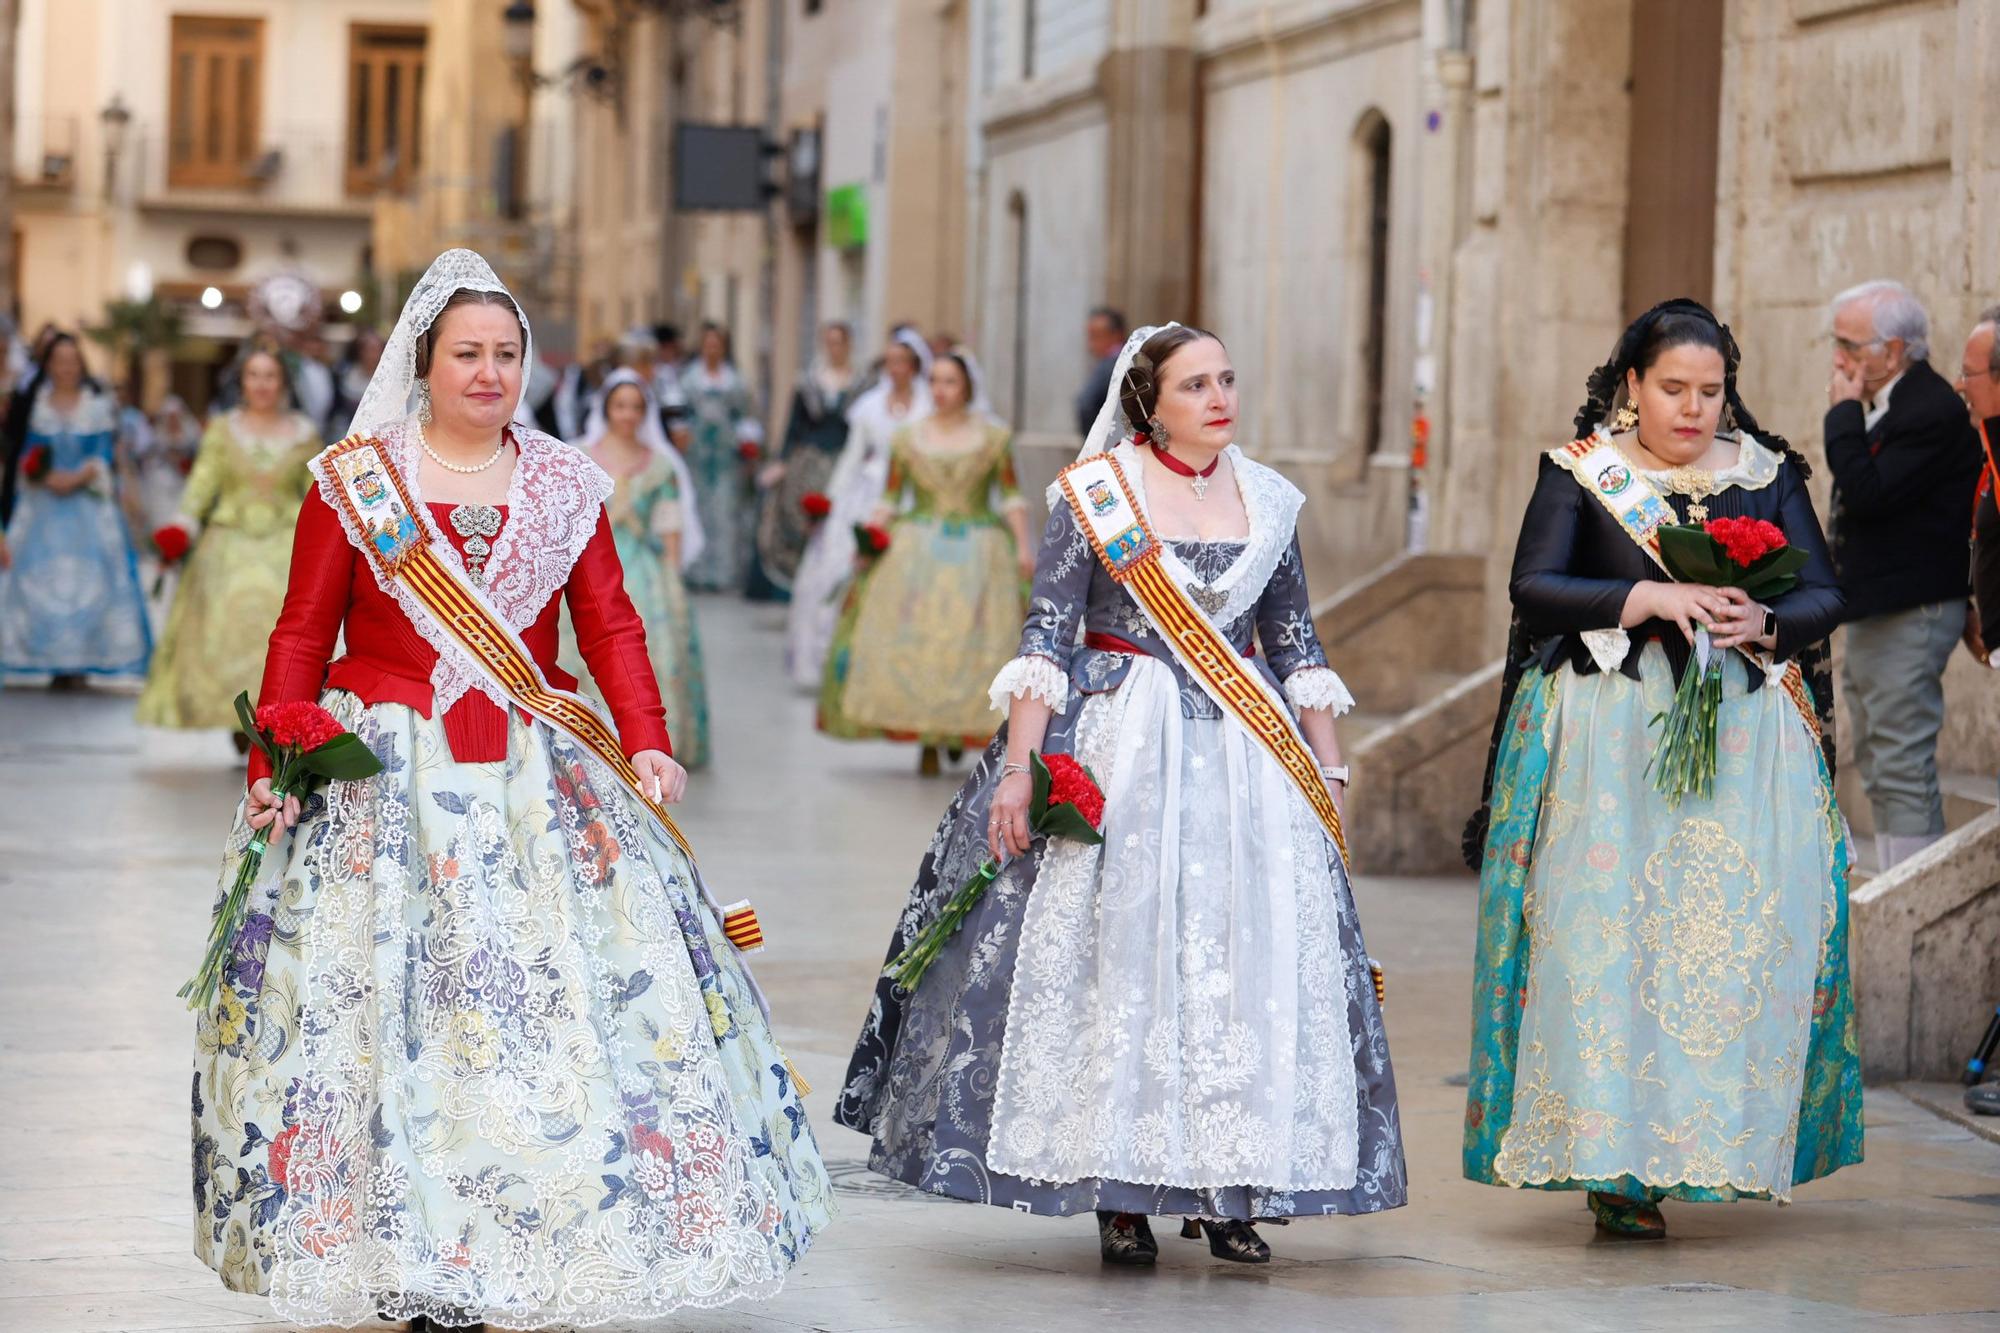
top-left (1119, 324), bottom-right (1222, 435)
top-left (414, 288), bottom-right (528, 381)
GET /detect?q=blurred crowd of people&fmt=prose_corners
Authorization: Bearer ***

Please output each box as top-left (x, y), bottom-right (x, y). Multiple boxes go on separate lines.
top-left (0, 302), bottom-right (1047, 783)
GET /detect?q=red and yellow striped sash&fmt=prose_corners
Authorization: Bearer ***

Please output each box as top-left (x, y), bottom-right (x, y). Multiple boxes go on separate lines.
top-left (1058, 453), bottom-right (1350, 866)
top-left (318, 433), bottom-right (697, 861)
top-left (1551, 435), bottom-right (1821, 741)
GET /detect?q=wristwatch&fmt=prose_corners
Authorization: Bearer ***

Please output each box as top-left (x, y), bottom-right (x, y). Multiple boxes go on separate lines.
top-left (1320, 764), bottom-right (1350, 786)
top-left (1761, 607), bottom-right (1778, 641)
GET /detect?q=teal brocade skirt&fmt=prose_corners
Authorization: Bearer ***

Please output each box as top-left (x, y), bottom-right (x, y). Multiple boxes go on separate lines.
top-left (1463, 649), bottom-right (1864, 1203)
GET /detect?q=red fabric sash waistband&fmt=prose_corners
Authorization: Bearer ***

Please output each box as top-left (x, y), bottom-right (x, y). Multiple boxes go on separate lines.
top-left (1085, 630), bottom-right (1255, 659)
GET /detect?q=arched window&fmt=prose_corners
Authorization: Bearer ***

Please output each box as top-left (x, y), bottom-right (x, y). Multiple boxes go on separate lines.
top-left (1008, 190), bottom-right (1030, 428)
top-left (1353, 110), bottom-right (1393, 456)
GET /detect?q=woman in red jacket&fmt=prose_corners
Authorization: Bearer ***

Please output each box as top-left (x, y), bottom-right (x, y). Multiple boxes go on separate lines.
top-left (189, 251), bottom-right (831, 1331)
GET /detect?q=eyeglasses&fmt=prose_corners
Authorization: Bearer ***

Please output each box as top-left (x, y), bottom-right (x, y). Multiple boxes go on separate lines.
top-left (1832, 335), bottom-right (1885, 356)
top-left (1955, 366), bottom-right (2000, 387)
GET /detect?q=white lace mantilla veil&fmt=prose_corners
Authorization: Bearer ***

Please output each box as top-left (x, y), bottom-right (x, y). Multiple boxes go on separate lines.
top-left (346, 247), bottom-right (533, 440)
top-left (576, 366), bottom-right (708, 570)
top-left (1077, 322), bottom-right (1177, 460)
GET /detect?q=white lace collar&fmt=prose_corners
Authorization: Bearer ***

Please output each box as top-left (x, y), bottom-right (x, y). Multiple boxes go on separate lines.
top-left (1049, 440), bottom-right (1304, 629)
top-left (1614, 429), bottom-right (1784, 494)
top-left (311, 418), bottom-right (613, 714)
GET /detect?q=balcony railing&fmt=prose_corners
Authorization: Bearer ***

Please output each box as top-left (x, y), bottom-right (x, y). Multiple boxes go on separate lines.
top-left (13, 114), bottom-right (84, 190)
top-left (127, 123), bottom-right (398, 216)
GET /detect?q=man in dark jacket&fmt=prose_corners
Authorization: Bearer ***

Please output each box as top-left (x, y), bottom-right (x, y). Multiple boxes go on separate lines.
top-left (1075, 306), bottom-right (1126, 437)
top-left (1825, 280), bottom-right (1983, 869)
top-left (1959, 306), bottom-right (2000, 668)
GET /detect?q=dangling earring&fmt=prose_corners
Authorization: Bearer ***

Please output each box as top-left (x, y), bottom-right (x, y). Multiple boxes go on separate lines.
top-left (415, 378), bottom-right (433, 424)
top-left (1612, 401), bottom-right (1638, 433)
top-left (1148, 415), bottom-right (1170, 447)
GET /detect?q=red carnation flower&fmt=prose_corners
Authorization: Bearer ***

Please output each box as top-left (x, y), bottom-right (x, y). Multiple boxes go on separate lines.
top-left (1703, 515), bottom-right (1788, 568)
top-left (20, 445), bottom-right (50, 481)
top-left (1042, 752), bottom-right (1106, 830)
top-left (737, 440), bottom-right (762, 462)
top-left (255, 701), bottom-right (344, 752)
top-left (153, 524), bottom-right (191, 564)
top-left (801, 491), bottom-right (832, 519)
top-left (855, 523), bottom-right (892, 557)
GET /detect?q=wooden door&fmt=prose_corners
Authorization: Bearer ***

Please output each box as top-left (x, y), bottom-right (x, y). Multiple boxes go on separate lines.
top-left (1621, 0), bottom-right (1725, 319)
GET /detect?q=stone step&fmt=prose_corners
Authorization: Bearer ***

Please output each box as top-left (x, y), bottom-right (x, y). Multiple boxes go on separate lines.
top-left (1849, 770), bottom-right (1996, 882)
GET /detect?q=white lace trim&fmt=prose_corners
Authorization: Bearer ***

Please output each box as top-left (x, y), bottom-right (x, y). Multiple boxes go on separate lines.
top-left (1284, 667), bottom-right (1354, 716)
top-left (308, 421), bottom-right (613, 715)
top-left (1581, 627), bottom-right (1631, 674)
top-left (1047, 441), bottom-right (1305, 633)
top-left (988, 654), bottom-right (1069, 715)
top-left (986, 662), bottom-right (1361, 1190)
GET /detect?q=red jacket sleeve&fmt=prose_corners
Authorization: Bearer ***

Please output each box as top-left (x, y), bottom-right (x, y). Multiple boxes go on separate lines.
top-left (565, 510), bottom-right (672, 758)
top-left (246, 488), bottom-right (355, 788)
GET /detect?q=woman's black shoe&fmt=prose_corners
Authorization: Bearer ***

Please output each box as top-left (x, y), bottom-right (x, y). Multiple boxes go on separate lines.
top-left (1097, 1210), bottom-right (1159, 1265)
top-left (1184, 1217), bottom-right (1272, 1264)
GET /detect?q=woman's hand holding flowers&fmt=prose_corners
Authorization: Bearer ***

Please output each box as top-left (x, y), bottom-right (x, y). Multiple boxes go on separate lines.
top-left (246, 778), bottom-right (301, 834)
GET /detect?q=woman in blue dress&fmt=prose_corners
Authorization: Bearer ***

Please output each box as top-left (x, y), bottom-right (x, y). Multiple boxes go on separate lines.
top-left (0, 332), bottom-right (152, 684)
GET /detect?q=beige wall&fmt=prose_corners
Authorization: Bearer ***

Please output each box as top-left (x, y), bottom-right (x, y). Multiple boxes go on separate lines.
top-left (1711, 0), bottom-right (2000, 778)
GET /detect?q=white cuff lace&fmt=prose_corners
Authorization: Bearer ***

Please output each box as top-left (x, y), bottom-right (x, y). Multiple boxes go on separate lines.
top-left (1284, 666), bottom-right (1354, 716)
top-left (989, 654), bottom-right (1069, 715)
top-left (1581, 627), bottom-right (1631, 673)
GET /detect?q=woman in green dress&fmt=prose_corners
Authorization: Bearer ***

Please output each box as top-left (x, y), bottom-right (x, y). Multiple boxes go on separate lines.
top-left (564, 368), bottom-right (712, 768)
top-left (817, 350), bottom-right (1032, 774)
top-left (137, 347), bottom-right (318, 730)
top-left (1462, 299), bottom-right (1861, 1238)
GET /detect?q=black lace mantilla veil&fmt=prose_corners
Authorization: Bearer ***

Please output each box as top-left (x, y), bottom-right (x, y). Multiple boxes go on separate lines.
top-left (1461, 298), bottom-right (1840, 872)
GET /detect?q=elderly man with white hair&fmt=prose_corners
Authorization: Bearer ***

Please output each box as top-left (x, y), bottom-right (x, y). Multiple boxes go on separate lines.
top-left (1825, 279), bottom-right (1983, 869)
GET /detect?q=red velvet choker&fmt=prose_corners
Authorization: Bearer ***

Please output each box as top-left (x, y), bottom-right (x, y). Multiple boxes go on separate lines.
top-left (1140, 435), bottom-right (1220, 499)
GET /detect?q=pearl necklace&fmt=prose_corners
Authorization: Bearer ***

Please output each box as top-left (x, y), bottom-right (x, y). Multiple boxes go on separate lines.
top-left (416, 421), bottom-right (508, 474)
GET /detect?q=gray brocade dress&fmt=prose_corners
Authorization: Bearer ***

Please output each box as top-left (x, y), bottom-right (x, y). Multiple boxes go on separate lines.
top-left (834, 442), bottom-right (1407, 1221)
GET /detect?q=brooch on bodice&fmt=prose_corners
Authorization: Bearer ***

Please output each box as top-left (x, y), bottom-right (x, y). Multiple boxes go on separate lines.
top-left (449, 503), bottom-right (503, 586)
top-left (1186, 582), bottom-right (1228, 615)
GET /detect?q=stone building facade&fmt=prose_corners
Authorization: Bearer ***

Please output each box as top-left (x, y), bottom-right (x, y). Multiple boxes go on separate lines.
top-left (13, 0), bottom-right (431, 400)
top-left (967, 0), bottom-right (1999, 1079)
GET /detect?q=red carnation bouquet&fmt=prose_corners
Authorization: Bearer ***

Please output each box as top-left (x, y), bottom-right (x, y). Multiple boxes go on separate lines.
top-left (1647, 516), bottom-right (1809, 804)
top-left (801, 491), bottom-right (832, 520)
top-left (179, 691), bottom-right (384, 1008)
top-left (885, 752), bottom-right (1104, 991)
top-left (853, 522), bottom-right (892, 559)
top-left (20, 445), bottom-right (51, 482)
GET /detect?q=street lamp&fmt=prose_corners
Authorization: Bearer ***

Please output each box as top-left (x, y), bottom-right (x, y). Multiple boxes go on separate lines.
top-left (339, 290), bottom-right (364, 315)
top-left (200, 286), bottom-right (223, 311)
top-left (99, 94), bottom-right (133, 199)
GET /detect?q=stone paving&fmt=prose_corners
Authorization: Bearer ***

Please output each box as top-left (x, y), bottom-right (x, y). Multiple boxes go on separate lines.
top-left (2, 597), bottom-right (1997, 1332)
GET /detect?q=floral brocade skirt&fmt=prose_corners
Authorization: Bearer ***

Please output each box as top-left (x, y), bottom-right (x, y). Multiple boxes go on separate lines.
top-left (817, 514), bottom-right (1022, 747)
top-left (1464, 648), bottom-right (1864, 1203)
top-left (191, 693), bottom-right (831, 1328)
top-left (836, 660), bottom-right (1407, 1219)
